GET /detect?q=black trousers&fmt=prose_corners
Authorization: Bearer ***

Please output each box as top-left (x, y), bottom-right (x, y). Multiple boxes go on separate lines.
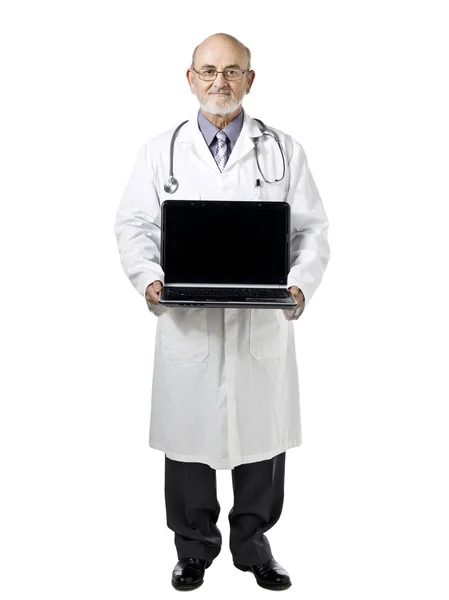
top-left (164, 451), bottom-right (286, 566)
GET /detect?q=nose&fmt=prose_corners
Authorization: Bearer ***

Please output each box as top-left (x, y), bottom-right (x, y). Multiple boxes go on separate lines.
top-left (214, 71), bottom-right (228, 87)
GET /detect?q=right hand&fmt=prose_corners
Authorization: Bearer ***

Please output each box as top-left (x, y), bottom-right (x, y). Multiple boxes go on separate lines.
top-left (145, 280), bottom-right (163, 305)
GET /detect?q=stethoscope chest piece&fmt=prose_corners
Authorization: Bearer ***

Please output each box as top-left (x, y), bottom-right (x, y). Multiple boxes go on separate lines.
top-left (164, 176), bottom-right (179, 194)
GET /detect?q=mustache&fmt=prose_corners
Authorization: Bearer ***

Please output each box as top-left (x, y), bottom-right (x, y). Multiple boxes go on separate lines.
top-left (209, 90), bottom-right (231, 94)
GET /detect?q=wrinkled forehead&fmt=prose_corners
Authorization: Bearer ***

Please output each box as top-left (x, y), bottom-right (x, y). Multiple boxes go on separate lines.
top-left (195, 41), bottom-right (247, 69)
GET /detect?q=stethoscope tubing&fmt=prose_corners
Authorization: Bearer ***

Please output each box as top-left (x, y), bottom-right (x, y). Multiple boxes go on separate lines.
top-left (164, 117), bottom-right (286, 194)
top-left (165, 120), bottom-right (188, 193)
top-left (252, 118), bottom-right (286, 184)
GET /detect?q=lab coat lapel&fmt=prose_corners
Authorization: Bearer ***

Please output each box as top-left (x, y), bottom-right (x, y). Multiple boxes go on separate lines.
top-left (176, 110), bottom-right (217, 173)
top-left (177, 108), bottom-right (263, 174)
top-left (225, 111), bottom-right (263, 171)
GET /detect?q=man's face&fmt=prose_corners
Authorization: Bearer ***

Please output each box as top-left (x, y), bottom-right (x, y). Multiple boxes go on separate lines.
top-left (187, 42), bottom-right (255, 116)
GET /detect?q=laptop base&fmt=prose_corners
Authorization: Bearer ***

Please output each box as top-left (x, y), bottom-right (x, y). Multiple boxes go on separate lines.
top-left (159, 294), bottom-right (298, 309)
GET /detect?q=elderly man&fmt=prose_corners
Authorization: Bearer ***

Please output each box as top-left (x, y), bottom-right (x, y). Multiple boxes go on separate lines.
top-left (114, 33), bottom-right (330, 591)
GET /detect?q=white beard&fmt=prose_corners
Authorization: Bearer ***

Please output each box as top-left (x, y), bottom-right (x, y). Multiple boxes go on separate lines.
top-left (198, 90), bottom-right (246, 116)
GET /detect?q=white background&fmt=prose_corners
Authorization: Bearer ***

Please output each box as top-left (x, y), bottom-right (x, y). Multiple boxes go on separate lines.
top-left (1, 0), bottom-right (448, 598)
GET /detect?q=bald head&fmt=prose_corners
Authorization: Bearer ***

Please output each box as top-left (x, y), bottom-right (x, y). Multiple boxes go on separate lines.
top-left (191, 33), bottom-right (251, 70)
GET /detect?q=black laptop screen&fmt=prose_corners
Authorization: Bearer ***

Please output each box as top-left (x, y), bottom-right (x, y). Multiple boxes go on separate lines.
top-left (161, 200), bottom-right (290, 285)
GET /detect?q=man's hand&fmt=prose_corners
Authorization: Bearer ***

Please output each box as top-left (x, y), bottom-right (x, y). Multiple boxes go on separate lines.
top-left (288, 286), bottom-right (305, 308)
top-left (146, 280), bottom-right (163, 305)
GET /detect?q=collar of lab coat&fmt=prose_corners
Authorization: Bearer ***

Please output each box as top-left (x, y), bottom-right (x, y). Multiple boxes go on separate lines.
top-left (176, 108), bottom-right (264, 173)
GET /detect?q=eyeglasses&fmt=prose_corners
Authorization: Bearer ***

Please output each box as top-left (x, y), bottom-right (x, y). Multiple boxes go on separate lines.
top-left (192, 67), bottom-right (250, 81)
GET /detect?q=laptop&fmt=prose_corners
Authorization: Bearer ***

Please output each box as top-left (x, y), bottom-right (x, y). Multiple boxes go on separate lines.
top-left (158, 200), bottom-right (298, 309)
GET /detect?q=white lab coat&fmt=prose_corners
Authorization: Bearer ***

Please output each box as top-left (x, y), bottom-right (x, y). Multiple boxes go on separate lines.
top-left (114, 108), bottom-right (330, 470)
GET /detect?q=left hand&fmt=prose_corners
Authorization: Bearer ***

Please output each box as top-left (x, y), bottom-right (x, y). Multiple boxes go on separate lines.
top-left (288, 286), bottom-right (305, 307)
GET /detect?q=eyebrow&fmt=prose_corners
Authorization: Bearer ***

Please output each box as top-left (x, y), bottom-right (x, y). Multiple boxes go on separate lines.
top-left (200, 63), bottom-right (242, 69)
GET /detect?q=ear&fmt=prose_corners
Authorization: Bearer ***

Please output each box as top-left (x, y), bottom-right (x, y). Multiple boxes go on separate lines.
top-left (245, 70), bottom-right (256, 95)
top-left (186, 68), bottom-right (197, 94)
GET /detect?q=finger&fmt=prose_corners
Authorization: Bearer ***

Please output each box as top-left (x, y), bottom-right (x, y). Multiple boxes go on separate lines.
top-left (146, 286), bottom-right (160, 305)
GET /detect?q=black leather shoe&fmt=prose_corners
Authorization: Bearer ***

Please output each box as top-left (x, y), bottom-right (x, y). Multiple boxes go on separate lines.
top-left (234, 558), bottom-right (292, 590)
top-left (171, 557), bottom-right (211, 591)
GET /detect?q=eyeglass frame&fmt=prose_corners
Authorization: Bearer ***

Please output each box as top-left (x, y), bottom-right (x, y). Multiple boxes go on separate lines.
top-left (191, 67), bottom-right (252, 81)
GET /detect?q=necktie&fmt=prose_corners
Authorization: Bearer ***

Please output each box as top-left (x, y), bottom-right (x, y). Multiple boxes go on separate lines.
top-left (213, 131), bottom-right (229, 172)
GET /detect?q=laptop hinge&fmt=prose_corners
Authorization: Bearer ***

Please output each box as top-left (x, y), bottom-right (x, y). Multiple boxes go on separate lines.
top-left (164, 283), bottom-right (285, 288)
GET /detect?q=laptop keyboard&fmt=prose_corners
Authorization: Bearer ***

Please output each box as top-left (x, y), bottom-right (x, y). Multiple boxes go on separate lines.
top-left (165, 287), bottom-right (289, 298)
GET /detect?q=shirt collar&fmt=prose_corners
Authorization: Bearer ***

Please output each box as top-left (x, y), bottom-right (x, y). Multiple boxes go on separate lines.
top-left (197, 108), bottom-right (245, 147)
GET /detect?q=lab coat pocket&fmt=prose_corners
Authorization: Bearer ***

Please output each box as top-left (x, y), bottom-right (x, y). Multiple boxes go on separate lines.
top-left (249, 309), bottom-right (288, 360)
top-left (161, 307), bottom-right (209, 362)
top-left (259, 180), bottom-right (288, 202)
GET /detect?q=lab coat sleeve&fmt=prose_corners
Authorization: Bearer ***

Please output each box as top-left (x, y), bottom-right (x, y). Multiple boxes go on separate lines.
top-left (114, 143), bottom-right (167, 318)
top-left (283, 138), bottom-right (330, 321)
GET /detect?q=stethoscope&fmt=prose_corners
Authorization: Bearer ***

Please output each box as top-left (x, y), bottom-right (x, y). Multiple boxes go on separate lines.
top-left (164, 118), bottom-right (286, 196)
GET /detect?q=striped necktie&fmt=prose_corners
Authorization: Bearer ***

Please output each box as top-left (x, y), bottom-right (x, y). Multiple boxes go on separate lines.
top-left (213, 130), bottom-right (229, 172)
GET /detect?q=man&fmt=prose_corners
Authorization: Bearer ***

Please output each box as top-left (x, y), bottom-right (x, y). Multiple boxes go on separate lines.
top-left (114, 33), bottom-right (330, 591)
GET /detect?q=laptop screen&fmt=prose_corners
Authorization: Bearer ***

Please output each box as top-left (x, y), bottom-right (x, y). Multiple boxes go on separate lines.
top-left (161, 200), bottom-right (290, 285)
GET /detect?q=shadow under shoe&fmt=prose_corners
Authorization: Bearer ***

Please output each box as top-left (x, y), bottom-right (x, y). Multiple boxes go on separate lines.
top-left (171, 557), bottom-right (211, 591)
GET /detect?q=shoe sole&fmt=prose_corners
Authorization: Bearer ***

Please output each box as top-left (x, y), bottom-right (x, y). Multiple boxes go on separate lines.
top-left (171, 579), bottom-right (204, 591)
top-left (234, 563), bottom-right (292, 590)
